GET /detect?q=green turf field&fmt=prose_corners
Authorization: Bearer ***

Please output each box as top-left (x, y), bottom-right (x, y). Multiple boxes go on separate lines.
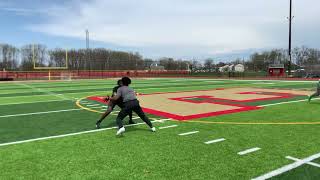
top-left (0, 78), bottom-right (319, 180)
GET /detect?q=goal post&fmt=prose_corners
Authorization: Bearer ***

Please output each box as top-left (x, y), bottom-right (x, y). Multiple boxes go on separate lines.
top-left (32, 44), bottom-right (70, 80)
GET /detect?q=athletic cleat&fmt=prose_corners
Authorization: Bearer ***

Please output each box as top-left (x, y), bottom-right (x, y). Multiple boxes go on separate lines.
top-left (116, 127), bottom-right (125, 136)
top-left (151, 127), bottom-right (156, 132)
top-left (96, 121), bottom-right (101, 129)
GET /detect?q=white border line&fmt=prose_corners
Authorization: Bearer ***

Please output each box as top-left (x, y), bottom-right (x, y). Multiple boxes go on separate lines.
top-left (159, 125), bottom-right (178, 129)
top-left (238, 147), bottom-right (261, 155)
top-left (286, 156), bottom-right (320, 168)
top-left (90, 107), bottom-right (103, 109)
top-left (0, 109), bottom-right (82, 118)
top-left (260, 98), bottom-right (320, 107)
top-left (252, 152), bottom-right (320, 180)
top-left (204, 138), bottom-right (226, 144)
top-left (87, 104), bottom-right (101, 107)
top-left (0, 119), bottom-right (170, 147)
top-left (0, 99), bottom-right (70, 106)
top-left (178, 131), bottom-right (199, 136)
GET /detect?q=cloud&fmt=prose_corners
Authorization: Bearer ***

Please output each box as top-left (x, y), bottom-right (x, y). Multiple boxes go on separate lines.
top-left (25, 0), bottom-right (320, 58)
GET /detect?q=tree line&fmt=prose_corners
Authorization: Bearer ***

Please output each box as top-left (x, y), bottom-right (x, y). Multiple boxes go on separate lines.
top-left (0, 43), bottom-right (190, 71)
top-left (1, 43), bottom-right (320, 72)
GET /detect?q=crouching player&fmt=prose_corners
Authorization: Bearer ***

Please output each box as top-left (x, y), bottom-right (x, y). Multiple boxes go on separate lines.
top-left (96, 80), bottom-right (135, 129)
top-left (110, 77), bottom-right (155, 135)
top-left (308, 79), bottom-right (320, 102)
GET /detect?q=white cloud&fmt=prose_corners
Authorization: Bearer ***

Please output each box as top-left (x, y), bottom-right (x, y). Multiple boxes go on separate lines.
top-left (26, 0), bottom-right (320, 58)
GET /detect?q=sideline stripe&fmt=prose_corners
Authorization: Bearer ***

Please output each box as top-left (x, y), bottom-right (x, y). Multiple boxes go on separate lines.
top-left (0, 109), bottom-right (81, 118)
top-left (159, 125), bottom-right (178, 129)
top-left (252, 152), bottom-right (320, 180)
top-left (286, 156), bottom-right (320, 168)
top-left (178, 131), bottom-right (199, 136)
top-left (0, 99), bottom-right (70, 106)
top-left (238, 147), bottom-right (261, 155)
top-left (0, 119), bottom-right (170, 147)
top-left (260, 98), bottom-right (320, 107)
top-left (252, 83), bottom-right (275, 85)
top-left (204, 138), bottom-right (226, 144)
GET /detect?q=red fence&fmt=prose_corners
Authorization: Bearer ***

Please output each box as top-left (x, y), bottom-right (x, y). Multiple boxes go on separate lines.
top-left (0, 70), bottom-right (190, 80)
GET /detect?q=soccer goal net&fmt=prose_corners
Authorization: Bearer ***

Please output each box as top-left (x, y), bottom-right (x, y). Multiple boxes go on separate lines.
top-left (60, 72), bottom-right (72, 81)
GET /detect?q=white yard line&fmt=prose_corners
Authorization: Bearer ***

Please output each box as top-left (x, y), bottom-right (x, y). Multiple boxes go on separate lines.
top-left (80, 102), bottom-right (91, 104)
top-left (0, 119), bottom-right (170, 147)
top-left (17, 83), bottom-right (71, 101)
top-left (0, 109), bottom-right (82, 118)
top-left (132, 116), bottom-right (141, 120)
top-left (0, 99), bottom-right (69, 106)
top-left (260, 99), bottom-right (307, 107)
top-left (86, 104), bottom-right (101, 107)
top-left (238, 147), bottom-right (261, 155)
top-left (260, 98), bottom-right (320, 107)
top-left (178, 131), bottom-right (199, 136)
top-left (154, 118), bottom-right (171, 121)
top-left (204, 138), bottom-right (226, 144)
top-left (252, 83), bottom-right (275, 85)
top-left (252, 152), bottom-right (320, 180)
top-left (90, 107), bottom-right (103, 109)
top-left (286, 156), bottom-right (320, 168)
top-left (159, 125), bottom-right (178, 129)
top-left (150, 118), bottom-right (171, 123)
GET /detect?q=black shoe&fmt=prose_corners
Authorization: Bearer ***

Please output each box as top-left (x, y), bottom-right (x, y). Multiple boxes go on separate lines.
top-left (96, 121), bottom-right (101, 129)
top-left (129, 120), bottom-right (136, 125)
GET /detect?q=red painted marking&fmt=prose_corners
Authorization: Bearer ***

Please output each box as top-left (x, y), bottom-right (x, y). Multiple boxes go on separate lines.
top-left (140, 91), bottom-right (299, 120)
top-left (86, 90), bottom-right (300, 121)
top-left (87, 96), bottom-right (109, 104)
top-left (234, 91), bottom-right (294, 102)
top-left (142, 106), bottom-right (261, 121)
top-left (140, 88), bottom-right (226, 96)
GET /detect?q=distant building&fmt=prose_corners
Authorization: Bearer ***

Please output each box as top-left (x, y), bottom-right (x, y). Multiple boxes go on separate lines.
top-left (234, 64), bottom-right (245, 72)
top-left (150, 63), bottom-right (165, 71)
top-left (268, 64), bottom-right (285, 77)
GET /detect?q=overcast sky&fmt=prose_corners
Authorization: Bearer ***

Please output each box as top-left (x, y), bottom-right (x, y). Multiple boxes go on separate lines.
top-left (0, 0), bottom-right (319, 60)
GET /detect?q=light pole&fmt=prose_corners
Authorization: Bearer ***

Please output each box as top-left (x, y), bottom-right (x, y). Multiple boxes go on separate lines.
top-left (85, 29), bottom-right (90, 70)
top-left (288, 0), bottom-right (293, 76)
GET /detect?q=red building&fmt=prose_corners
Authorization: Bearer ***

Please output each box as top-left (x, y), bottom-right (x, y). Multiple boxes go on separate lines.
top-left (268, 64), bottom-right (285, 77)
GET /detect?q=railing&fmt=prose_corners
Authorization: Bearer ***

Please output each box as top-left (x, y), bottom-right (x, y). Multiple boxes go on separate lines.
top-left (0, 70), bottom-right (190, 80)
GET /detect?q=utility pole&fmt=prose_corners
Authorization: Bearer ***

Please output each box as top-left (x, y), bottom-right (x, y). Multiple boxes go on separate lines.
top-left (288, 0), bottom-right (293, 76)
top-left (85, 29), bottom-right (90, 70)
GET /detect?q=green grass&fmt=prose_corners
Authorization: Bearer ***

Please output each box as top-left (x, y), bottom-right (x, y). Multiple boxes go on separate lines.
top-left (271, 164), bottom-right (320, 180)
top-left (0, 78), bottom-right (319, 180)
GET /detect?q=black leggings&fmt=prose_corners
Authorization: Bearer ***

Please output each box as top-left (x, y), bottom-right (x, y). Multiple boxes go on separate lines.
top-left (116, 100), bottom-right (153, 128)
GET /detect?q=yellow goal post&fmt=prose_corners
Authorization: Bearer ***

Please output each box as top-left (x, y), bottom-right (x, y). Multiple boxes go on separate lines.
top-left (32, 44), bottom-right (71, 80)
